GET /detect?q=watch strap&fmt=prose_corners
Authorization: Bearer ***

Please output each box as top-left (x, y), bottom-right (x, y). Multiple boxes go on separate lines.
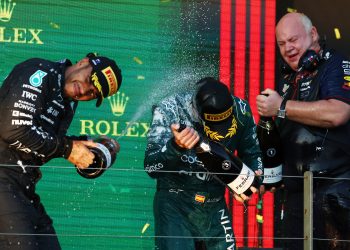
top-left (277, 98), bottom-right (287, 118)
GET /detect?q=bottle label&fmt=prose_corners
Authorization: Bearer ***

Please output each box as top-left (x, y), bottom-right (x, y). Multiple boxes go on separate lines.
top-left (227, 164), bottom-right (255, 194)
top-left (96, 143), bottom-right (112, 168)
top-left (263, 165), bottom-right (282, 183)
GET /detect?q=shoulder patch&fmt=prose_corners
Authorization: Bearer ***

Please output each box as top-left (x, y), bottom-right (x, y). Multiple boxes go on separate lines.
top-left (29, 70), bottom-right (47, 87)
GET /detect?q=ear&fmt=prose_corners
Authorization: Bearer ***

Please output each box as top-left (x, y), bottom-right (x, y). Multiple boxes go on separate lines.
top-left (310, 26), bottom-right (319, 44)
top-left (77, 57), bottom-right (90, 66)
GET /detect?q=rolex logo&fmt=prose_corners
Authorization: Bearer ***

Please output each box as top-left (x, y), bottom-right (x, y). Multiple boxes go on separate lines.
top-left (108, 92), bottom-right (129, 117)
top-left (0, 0), bottom-right (16, 22)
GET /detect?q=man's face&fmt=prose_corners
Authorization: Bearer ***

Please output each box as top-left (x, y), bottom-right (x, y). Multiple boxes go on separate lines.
top-left (64, 59), bottom-right (100, 102)
top-left (276, 16), bottom-right (315, 71)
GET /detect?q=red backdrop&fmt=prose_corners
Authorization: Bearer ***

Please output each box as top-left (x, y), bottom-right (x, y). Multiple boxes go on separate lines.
top-left (219, 0), bottom-right (276, 248)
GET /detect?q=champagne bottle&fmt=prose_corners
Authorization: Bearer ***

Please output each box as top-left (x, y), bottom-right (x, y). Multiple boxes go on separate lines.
top-left (76, 136), bottom-right (120, 179)
top-left (178, 124), bottom-right (259, 196)
top-left (196, 139), bottom-right (259, 196)
top-left (257, 116), bottom-right (283, 189)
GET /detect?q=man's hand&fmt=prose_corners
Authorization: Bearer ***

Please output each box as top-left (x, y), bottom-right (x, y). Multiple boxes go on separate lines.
top-left (259, 183), bottom-right (285, 194)
top-left (171, 124), bottom-right (200, 149)
top-left (233, 186), bottom-right (259, 203)
top-left (67, 140), bottom-right (98, 169)
top-left (233, 169), bottom-right (262, 203)
top-left (256, 89), bottom-right (283, 117)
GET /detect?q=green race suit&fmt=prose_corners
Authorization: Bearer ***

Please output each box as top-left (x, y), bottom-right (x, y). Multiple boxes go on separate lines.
top-left (144, 92), bottom-right (262, 250)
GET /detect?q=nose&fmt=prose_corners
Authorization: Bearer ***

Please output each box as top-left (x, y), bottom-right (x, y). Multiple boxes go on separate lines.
top-left (285, 42), bottom-right (294, 53)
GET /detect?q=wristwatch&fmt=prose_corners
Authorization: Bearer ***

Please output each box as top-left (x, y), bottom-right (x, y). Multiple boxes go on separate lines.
top-left (277, 99), bottom-right (287, 118)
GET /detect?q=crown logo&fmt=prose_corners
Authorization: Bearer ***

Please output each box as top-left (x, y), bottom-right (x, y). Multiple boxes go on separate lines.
top-left (0, 0), bottom-right (16, 22)
top-left (108, 92), bottom-right (129, 117)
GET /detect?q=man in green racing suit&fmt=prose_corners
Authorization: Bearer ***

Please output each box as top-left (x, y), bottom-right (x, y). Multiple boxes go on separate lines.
top-left (144, 77), bottom-right (263, 250)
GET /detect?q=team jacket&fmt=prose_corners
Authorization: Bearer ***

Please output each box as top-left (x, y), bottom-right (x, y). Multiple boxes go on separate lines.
top-left (0, 58), bottom-right (77, 169)
top-left (144, 92), bottom-right (263, 192)
top-left (276, 49), bottom-right (350, 177)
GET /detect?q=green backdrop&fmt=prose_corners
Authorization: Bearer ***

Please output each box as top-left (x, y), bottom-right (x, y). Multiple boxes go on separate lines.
top-left (0, 1), bottom-right (219, 249)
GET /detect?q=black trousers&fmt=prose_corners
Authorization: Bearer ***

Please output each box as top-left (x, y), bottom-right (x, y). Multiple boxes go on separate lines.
top-left (0, 168), bottom-right (61, 250)
top-left (274, 179), bottom-right (350, 250)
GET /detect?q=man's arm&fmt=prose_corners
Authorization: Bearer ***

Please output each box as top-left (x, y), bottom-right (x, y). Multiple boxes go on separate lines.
top-left (144, 103), bottom-right (199, 179)
top-left (257, 53), bottom-right (350, 128)
top-left (144, 107), bottom-right (183, 178)
top-left (236, 100), bottom-right (263, 173)
top-left (0, 62), bottom-right (95, 168)
top-left (283, 98), bottom-right (350, 127)
top-left (257, 89), bottom-right (350, 128)
top-left (0, 64), bottom-right (63, 159)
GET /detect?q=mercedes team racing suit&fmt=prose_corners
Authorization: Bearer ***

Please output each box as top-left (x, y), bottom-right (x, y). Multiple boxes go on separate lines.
top-left (274, 49), bottom-right (350, 250)
top-left (0, 58), bottom-right (77, 250)
top-left (144, 92), bottom-right (263, 250)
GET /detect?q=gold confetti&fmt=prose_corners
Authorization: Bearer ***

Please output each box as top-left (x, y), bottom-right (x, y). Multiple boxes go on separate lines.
top-left (287, 7), bottom-right (297, 13)
top-left (49, 22), bottom-right (60, 29)
top-left (141, 223), bottom-right (150, 234)
top-left (256, 214), bottom-right (264, 223)
top-left (334, 28), bottom-right (341, 39)
top-left (133, 57), bottom-right (143, 65)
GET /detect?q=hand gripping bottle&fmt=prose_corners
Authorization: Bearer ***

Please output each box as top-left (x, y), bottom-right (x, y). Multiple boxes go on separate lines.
top-left (76, 136), bottom-right (120, 179)
top-left (257, 116), bottom-right (283, 189)
top-left (178, 124), bottom-right (259, 196)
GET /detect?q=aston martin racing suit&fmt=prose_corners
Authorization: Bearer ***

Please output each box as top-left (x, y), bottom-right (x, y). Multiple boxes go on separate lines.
top-left (0, 58), bottom-right (77, 249)
top-left (144, 92), bottom-right (262, 250)
top-left (274, 49), bottom-right (350, 250)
